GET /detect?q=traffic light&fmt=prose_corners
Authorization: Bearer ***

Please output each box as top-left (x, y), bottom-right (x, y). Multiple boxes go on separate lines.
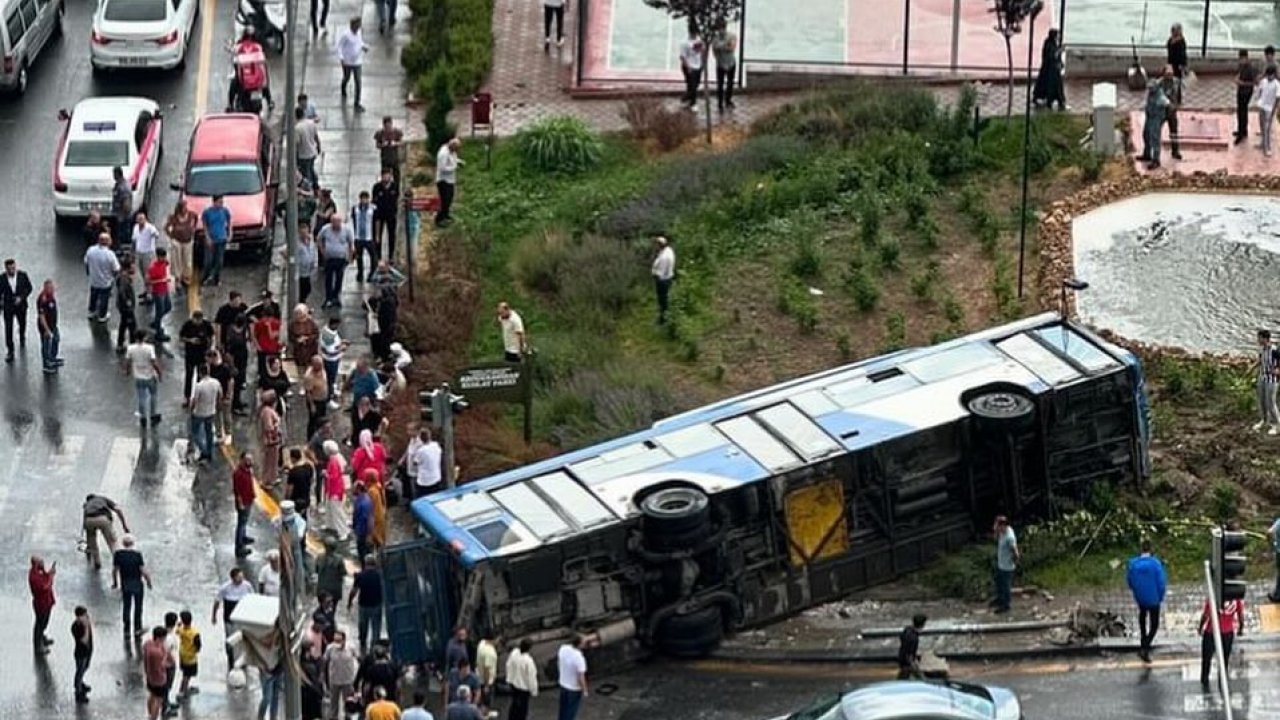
top-left (1211, 527), bottom-right (1249, 602)
top-left (418, 386), bottom-right (468, 422)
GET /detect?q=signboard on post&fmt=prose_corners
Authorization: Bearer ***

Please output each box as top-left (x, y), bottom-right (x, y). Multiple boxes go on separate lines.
top-left (454, 359), bottom-right (534, 443)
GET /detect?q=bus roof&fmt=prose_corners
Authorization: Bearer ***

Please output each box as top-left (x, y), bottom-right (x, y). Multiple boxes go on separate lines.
top-left (410, 313), bottom-right (1137, 566)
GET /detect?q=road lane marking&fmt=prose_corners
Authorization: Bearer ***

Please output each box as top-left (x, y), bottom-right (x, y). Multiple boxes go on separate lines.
top-left (47, 433), bottom-right (85, 477)
top-left (188, 0), bottom-right (220, 312)
top-left (1182, 663), bottom-right (1263, 682)
top-left (98, 436), bottom-right (142, 500)
top-left (1185, 693), bottom-right (1246, 712)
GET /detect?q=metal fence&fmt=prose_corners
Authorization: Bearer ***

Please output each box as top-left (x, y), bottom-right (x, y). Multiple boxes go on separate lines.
top-left (575, 0), bottom-right (1279, 87)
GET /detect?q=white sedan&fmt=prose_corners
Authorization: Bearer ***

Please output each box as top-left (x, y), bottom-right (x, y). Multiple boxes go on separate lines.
top-left (90, 0), bottom-right (197, 72)
top-left (52, 97), bottom-right (163, 220)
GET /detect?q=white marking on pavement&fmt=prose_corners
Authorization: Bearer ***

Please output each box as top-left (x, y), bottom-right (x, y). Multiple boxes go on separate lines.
top-left (46, 433), bottom-right (85, 477)
top-left (1184, 692), bottom-right (1245, 712)
top-left (98, 436), bottom-right (142, 500)
top-left (1182, 663), bottom-right (1263, 682)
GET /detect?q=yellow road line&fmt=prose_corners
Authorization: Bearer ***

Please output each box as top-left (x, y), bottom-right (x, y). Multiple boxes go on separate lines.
top-left (220, 439), bottom-right (326, 555)
top-left (187, 0), bottom-right (218, 313)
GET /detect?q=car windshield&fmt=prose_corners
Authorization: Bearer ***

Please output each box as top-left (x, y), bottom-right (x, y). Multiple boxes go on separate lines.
top-left (787, 694), bottom-right (844, 720)
top-left (103, 0), bottom-right (167, 21)
top-left (64, 140), bottom-right (129, 168)
top-left (186, 163), bottom-right (262, 196)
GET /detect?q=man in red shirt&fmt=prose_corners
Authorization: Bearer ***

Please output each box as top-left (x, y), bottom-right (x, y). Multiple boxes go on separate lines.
top-left (28, 555), bottom-right (55, 653)
top-left (1199, 597), bottom-right (1245, 687)
top-left (251, 309), bottom-right (282, 382)
top-left (146, 248), bottom-right (173, 343)
top-left (233, 452), bottom-right (258, 558)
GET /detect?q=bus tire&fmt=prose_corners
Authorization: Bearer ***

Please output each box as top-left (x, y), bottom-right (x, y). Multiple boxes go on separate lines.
top-left (640, 486), bottom-right (710, 541)
top-left (655, 604), bottom-right (724, 658)
top-left (966, 388), bottom-right (1035, 426)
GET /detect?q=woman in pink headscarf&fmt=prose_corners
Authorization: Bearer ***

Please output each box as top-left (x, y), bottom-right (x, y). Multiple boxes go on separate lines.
top-left (350, 429), bottom-right (387, 487)
top-left (321, 440), bottom-right (349, 538)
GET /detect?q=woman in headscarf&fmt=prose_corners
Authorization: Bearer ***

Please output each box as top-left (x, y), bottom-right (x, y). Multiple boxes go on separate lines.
top-left (1032, 28), bottom-right (1066, 111)
top-left (351, 430), bottom-right (387, 485)
top-left (322, 440), bottom-right (350, 537)
top-left (364, 468), bottom-right (387, 548)
top-left (259, 389), bottom-right (283, 492)
top-left (289, 304), bottom-right (320, 369)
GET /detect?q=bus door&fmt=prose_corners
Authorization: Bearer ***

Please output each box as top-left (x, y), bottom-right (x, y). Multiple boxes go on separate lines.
top-left (382, 537), bottom-right (456, 667)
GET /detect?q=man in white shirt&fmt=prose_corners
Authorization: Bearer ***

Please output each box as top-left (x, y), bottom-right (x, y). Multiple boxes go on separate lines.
top-left (132, 211), bottom-right (161, 302)
top-left (504, 638), bottom-right (538, 720)
top-left (496, 302), bottom-right (525, 363)
top-left (188, 365), bottom-right (222, 463)
top-left (125, 332), bottom-right (163, 428)
top-left (650, 235), bottom-right (675, 325)
top-left (556, 635), bottom-right (588, 720)
top-left (679, 33), bottom-right (704, 108)
top-left (294, 107), bottom-right (321, 190)
top-left (257, 550), bottom-right (282, 596)
top-left (211, 567), bottom-right (256, 671)
top-left (1260, 64), bottom-right (1280, 157)
top-left (435, 138), bottom-right (462, 227)
top-left (335, 16), bottom-right (367, 112)
top-left (410, 429), bottom-right (442, 499)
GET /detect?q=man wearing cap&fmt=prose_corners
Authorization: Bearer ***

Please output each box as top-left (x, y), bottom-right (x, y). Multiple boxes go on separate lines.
top-left (0, 257), bottom-right (33, 363)
top-left (276, 500), bottom-right (308, 592)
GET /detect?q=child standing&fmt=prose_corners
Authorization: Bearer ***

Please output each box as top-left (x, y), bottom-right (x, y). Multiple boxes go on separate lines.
top-left (176, 611), bottom-right (202, 699)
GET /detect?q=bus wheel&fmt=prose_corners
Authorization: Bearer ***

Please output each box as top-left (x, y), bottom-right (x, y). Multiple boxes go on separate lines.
top-left (655, 604), bottom-right (724, 658)
top-left (966, 388), bottom-right (1034, 426)
top-left (640, 486), bottom-right (710, 549)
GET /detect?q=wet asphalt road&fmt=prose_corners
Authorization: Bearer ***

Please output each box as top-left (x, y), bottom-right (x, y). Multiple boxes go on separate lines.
top-left (0, 0), bottom-right (286, 717)
top-left (556, 650), bottom-right (1280, 720)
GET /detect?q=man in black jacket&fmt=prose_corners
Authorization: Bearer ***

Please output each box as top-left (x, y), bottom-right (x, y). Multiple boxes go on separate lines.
top-left (0, 258), bottom-right (33, 363)
top-left (371, 168), bottom-right (399, 263)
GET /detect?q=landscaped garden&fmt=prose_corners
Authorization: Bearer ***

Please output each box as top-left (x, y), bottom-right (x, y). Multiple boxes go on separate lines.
top-left (386, 83), bottom-right (1280, 592)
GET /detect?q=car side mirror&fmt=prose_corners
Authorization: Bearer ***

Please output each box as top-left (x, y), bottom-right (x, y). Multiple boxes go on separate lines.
top-left (57, 109), bottom-right (69, 121)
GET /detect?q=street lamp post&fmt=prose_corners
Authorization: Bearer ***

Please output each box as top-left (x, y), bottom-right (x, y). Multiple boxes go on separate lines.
top-left (1015, 4), bottom-right (1041, 299)
top-left (283, 0), bottom-right (300, 315)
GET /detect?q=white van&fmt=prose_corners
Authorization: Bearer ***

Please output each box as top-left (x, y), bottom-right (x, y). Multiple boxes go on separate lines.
top-left (0, 0), bottom-right (62, 94)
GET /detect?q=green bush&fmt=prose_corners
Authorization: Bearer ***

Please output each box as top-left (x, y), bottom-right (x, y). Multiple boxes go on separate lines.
top-left (403, 0), bottom-right (494, 100)
top-left (915, 214), bottom-right (940, 252)
top-left (882, 311), bottom-right (907, 352)
top-left (510, 232), bottom-right (571, 295)
top-left (515, 117), bottom-right (604, 175)
top-left (943, 293), bottom-right (965, 325)
top-left (836, 333), bottom-right (851, 360)
top-left (776, 282), bottom-right (819, 334)
top-left (844, 262), bottom-right (879, 313)
top-left (909, 261), bottom-right (940, 302)
top-left (789, 235), bottom-right (823, 279)
top-left (423, 66), bottom-right (457, 156)
top-left (753, 83), bottom-right (939, 146)
top-left (856, 191), bottom-right (882, 248)
top-left (992, 256), bottom-right (1020, 320)
top-left (876, 236), bottom-right (901, 271)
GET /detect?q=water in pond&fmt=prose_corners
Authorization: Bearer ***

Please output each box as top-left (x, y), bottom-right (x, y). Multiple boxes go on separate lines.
top-left (1072, 192), bottom-right (1280, 355)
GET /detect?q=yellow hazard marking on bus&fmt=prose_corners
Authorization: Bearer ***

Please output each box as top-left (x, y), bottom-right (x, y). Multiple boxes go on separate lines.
top-left (784, 478), bottom-right (849, 566)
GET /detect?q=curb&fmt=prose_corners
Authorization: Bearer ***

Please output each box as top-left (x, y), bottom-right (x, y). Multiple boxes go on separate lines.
top-left (710, 634), bottom-right (1280, 665)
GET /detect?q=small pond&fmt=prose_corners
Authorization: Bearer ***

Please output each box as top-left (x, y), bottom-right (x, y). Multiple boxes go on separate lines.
top-left (1072, 192), bottom-right (1280, 355)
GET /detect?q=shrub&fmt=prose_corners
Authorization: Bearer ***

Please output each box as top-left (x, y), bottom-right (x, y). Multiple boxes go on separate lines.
top-left (882, 311), bottom-right (907, 352)
top-left (620, 96), bottom-right (663, 139)
top-left (856, 191), bottom-right (882, 248)
top-left (943, 293), bottom-right (965, 325)
top-left (558, 236), bottom-right (644, 317)
top-left (753, 83), bottom-right (939, 146)
top-left (876, 236), bottom-right (901, 271)
top-left (1210, 481), bottom-right (1240, 525)
top-left (977, 219), bottom-right (1000, 256)
top-left (510, 232), bottom-right (571, 295)
top-left (845, 263), bottom-right (879, 313)
top-left (649, 106), bottom-right (699, 151)
top-left (423, 66), bottom-right (457, 156)
top-left (777, 282), bottom-right (819, 334)
top-left (836, 333), bottom-right (851, 360)
top-left (956, 184), bottom-right (985, 216)
top-left (915, 214), bottom-right (940, 252)
top-left (992, 255), bottom-right (1020, 320)
top-left (515, 116), bottom-right (604, 175)
top-left (402, 0), bottom-right (494, 100)
top-left (789, 235), bottom-right (823, 279)
top-left (540, 365), bottom-right (678, 447)
top-left (909, 263), bottom-right (936, 302)
top-left (902, 187), bottom-right (932, 227)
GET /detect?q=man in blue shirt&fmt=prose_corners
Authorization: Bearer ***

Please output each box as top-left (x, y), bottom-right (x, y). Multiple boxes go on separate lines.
top-left (1126, 539), bottom-right (1168, 663)
top-left (351, 482), bottom-right (373, 562)
top-left (200, 196), bottom-right (232, 287)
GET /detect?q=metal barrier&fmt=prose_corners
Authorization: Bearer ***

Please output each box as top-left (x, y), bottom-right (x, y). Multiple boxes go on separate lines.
top-left (573, 0), bottom-right (1278, 87)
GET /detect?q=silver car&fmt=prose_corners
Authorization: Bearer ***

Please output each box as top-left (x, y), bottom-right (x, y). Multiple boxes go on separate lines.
top-left (778, 680), bottom-right (1023, 720)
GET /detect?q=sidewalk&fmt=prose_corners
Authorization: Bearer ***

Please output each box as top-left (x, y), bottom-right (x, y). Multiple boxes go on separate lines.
top-left (714, 580), bottom-right (1280, 664)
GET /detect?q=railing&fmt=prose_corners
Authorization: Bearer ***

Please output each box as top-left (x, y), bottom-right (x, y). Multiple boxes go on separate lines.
top-left (573, 0), bottom-right (1274, 88)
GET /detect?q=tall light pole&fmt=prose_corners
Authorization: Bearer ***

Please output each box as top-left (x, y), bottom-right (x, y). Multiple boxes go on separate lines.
top-left (283, 0), bottom-right (300, 315)
top-left (1016, 1), bottom-right (1042, 299)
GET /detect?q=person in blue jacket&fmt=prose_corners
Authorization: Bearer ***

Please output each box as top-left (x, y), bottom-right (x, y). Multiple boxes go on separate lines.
top-left (1126, 538), bottom-right (1168, 663)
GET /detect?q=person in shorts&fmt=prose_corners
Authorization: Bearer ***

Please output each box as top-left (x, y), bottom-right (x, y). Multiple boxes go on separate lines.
top-left (176, 610), bottom-right (202, 698)
top-left (143, 626), bottom-right (171, 720)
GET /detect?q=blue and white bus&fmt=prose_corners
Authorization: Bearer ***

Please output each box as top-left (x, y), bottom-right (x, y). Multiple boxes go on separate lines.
top-left (382, 313), bottom-right (1151, 673)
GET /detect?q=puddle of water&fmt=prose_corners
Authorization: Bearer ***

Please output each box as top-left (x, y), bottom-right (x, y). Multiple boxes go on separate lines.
top-left (1072, 192), bottom-right (1280, 355)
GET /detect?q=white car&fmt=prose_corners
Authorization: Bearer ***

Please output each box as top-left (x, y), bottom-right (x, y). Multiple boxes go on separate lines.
top-left (89, 0), bottom-right (197, 72)
top-left (52, 97), bottom-right (163, 219)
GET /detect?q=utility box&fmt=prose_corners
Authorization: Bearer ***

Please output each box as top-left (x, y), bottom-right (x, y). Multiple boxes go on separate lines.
top-left (229, 594), bottom-right (281, 671)
top-left (1092, 82), bottom-right (1117, 155)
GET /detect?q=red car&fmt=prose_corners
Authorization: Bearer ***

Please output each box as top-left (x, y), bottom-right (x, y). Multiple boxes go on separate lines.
top-left (173, 113), bottom-right (278, 254)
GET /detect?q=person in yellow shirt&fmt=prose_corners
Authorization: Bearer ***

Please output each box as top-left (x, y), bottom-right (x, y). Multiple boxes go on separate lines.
top-left (176, 611), bottom-right (202, 699)
top-left (475, 632), bottom-right (498, 707)
top-left (365, 686), bottom-right (401, 720)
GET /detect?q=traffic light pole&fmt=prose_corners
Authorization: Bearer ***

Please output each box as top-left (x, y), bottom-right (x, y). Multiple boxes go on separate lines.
top-left (1203, 559), bottom-right (1234, 720)
top-left (441, 382), bottom-right (457, 489)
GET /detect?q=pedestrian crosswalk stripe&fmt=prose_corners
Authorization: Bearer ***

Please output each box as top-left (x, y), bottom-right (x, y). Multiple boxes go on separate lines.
top-left (47, 433), bottom-right (85, 478)
top-left (98, 436), bottom-right (142, 501)
top-left (1184, 692), bottom-right (1246, 712)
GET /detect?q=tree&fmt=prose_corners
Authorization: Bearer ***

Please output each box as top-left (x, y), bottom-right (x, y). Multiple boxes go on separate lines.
top-left (643, 0), bottom-right (743, 144)
top-left (990, 0), bottom-right (1041, 118)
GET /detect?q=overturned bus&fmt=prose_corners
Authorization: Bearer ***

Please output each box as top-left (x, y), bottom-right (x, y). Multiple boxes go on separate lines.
top-left (381, 312), bottom-right (1151, 675)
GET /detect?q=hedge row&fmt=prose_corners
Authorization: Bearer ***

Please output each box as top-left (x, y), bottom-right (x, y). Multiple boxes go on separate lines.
top-left (401, 0), bottom-right (494, 102)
